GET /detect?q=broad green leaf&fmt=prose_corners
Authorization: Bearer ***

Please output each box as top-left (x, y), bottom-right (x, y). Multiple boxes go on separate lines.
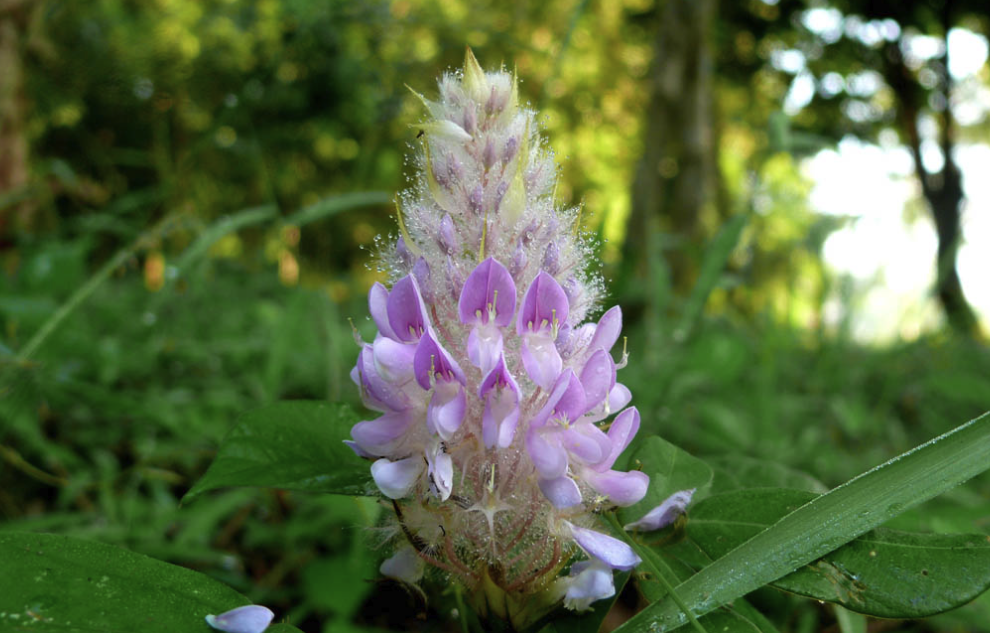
top-left (619, 436), bottom-right (714, 528)
top-left (706, 455), bottom-right (827, 494)
top-left (183, 401), bottom-right (373, 502)
top-left (0, 532), bottom-right (302, 633)
top-left (615, 410), bottom-right (990, 632)
top-left (689, 488), bottom-right (990, 618)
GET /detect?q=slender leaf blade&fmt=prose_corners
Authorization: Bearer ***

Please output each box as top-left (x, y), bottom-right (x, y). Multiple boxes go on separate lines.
top-left (689, 488), bottom-right (990, 618)
top-left (615, 411), bottom-right (990, 632)
top-left (0, 532), bottom-right (302, 633)
top-left (183, 401), bottom-right (373, 502)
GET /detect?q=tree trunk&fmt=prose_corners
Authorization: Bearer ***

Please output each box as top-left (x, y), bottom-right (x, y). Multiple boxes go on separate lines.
top-left (0, 0), bottom-right (32, 245)
top-left (621, 0), bottom-right (716, 303)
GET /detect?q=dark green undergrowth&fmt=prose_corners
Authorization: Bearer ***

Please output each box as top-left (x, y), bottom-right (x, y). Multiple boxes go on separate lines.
top-left (1, 235), bottom-right (988, 633)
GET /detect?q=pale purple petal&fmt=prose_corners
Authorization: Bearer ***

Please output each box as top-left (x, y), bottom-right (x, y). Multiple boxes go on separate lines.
top-left (583, 469), bottom-right (649, 506)
top-left (516, 271), bottom-right (569, 336)
top-left (355, 345), bottom-right (409, 412)
top-left (482, 382), bottom-right (520, 449)
top-left (520, 331), bottom-right (563, 391)
top-left (458, 257), bottom-right (517, 326)
top-left (342, 440), bottom-right (374, 459)
top-left (414, 331), bottom-right (466, 389)
top-left (387, 275), bottom-right (430, 343)
top-left (526, 426), bottom-right (568, 479)
top-left (624, 488), bottom-right (696, 531)
top-left (563, 421), bottom-right (610, 466)
top-left (205, 606), bottom-right (274, 633)
top-left (466, 323), bottom-right (504, 372)
top-left (351, 411), bottom-right (414, 455)
top-left (589, 306), bottom-right (622, 353)
top-left (369, 282), bottom-right (397, 340)
top-left (427, 444), bottom-right (454, 500)
top-left (530, 369), bottom-right (580, 427)
top-left (579, 349), bottom-right (616, 414)
top-left (595, 407), bottom-right (640, 471)
top-left (427, 381), bottom-right (466, 440)
top-left (562, 561), bottom-right (615, 612)
top-left (372, 336), bottom-right (416, 384)
top-left (371, 456), bottom-right (423, 499)
top-left (380, 546), bottom-right (425, 584)
top-left (539, 475), bottom-right (583, 508)
top-left (566, 522), bottom-right (641, 571)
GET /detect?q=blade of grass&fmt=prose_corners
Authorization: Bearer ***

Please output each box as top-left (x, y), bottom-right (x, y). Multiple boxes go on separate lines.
top-left (616, 410), bottom-right (990, 632)
top-left (15, 214), bottom-right (184, 362)
top-left (282, 191), bottom-right (389, 227)
top-left (674, 212), bottom-right (747, 342)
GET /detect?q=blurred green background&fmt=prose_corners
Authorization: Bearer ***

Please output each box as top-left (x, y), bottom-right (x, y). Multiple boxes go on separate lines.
top-left (1, 0), bottom-right (988, 631)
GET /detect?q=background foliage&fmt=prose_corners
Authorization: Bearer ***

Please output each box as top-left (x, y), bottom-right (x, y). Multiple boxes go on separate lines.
top-left (1, 0), bottom-right (988, 632)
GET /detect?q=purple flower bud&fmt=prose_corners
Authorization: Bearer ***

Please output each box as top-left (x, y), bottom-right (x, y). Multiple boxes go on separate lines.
top-left (412, 257), bottom-right (435, 305)
top-left (483, 138), bottom-right (497, 169)
top-left (447, 153), bottom-right (464, 182)
top-left (469, 185), bottom-right (484, 215)
top-left (510, 241), bottom-right (528, 278)
top-left (493, 181), bottom-right (508, 212)
top-left (542, 241), bottom-right (560, 275)
top-left (395, 236), bottom-right (413, 269)
top-left (445, 256), bottom-right (464, 301)
top-left (463, 104), bottom-right (477, 135)
top-left (503, 136), bottom-right (518, 163)
top-left (520, 218), bottom-right (540, 245)
top-left (438, 214), bottom-right (457, 255)
top-left (205, 606), bottom-right (274, 633)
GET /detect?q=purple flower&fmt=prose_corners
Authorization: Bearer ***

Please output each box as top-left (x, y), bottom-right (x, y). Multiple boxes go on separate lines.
top-left (624, 488), bottom-right (697, 532)
top-left (205, 606), bottom-right (274, 633)
top-left (345, 49), bottom-right (651, 617)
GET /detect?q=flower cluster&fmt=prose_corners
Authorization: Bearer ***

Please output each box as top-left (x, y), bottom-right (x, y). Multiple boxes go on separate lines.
top-left (346, 50), bottom-right (651, 623)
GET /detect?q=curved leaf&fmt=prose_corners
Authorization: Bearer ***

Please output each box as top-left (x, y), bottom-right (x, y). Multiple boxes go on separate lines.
top-left (689, 488), bottom-right (990, 618)
top-left (184, 401), bottom-right (373, 503)
top-left (0, 532), bottom-right (301, 633)
top-left (614, 410), bottom-right (990, 632)
top-left (618, 436), bottom-right (714, 527)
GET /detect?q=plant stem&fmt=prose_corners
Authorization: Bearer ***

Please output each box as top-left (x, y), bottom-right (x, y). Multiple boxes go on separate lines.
top-left (604, 512), bottom-right (708, 633)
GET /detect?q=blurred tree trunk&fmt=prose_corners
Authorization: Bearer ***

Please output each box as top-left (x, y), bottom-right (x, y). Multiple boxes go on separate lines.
top-left (0, 0), bottom-right (32, 244)
top-left (883, 22), bottom-right (977, 335)
top-left (621, 0), bottom-right (717, 301)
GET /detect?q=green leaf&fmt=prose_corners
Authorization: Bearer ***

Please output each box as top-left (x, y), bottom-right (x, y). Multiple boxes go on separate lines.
top-left (689, 488), bottom-right (990, 618)
top-left (619, 436), bottom-right (714, 528)
top-left (706, 455), bottom-right (827, 494)
top-left (614, 410), bottom-right (990, 632)
top-left (0, 532), bottom-right (302, 633)
top-left (183, 401), bottom-right (373, 503)
top-left (675, 212), bottom-right (748, 341)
